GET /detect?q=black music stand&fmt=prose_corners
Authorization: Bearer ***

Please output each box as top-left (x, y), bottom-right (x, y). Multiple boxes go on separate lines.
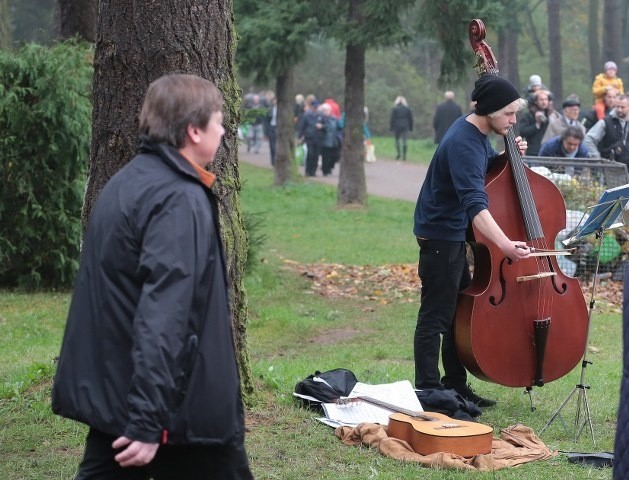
top-left (539, 184), bottom-right (629, 443)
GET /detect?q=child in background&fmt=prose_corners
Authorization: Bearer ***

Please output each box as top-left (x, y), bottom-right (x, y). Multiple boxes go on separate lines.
top-left (592, 61), bottom-right (624, 120)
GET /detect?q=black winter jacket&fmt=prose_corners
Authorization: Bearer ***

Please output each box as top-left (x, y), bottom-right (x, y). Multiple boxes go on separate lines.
top-left (615, 266), bottom-right (629, 478)
top-left (52, 140), bottom-right (245, 447)
top-left (598, 116), bottom-right (629, 164)
top-left (432, 100), bottom-right (462, 144)
top-left (297, 110), bottom-right (326, 143)
top-left (390, 103), bottom-right (414, 134)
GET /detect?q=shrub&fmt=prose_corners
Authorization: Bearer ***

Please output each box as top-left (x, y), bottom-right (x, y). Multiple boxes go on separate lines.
top-left (244, 210), bottom-right (268, 274)
top-left (0, 41), bottom-right (93, 289)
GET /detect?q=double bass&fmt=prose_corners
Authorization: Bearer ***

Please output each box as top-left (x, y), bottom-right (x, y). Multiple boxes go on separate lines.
top-left (454, 19), bottom-right (589, 388)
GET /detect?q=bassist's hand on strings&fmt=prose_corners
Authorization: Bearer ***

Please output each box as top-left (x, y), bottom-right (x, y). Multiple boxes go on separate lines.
top-left (514, 136), bottom-right (527, 156)
top-left (498, 136), bottom-right (527, 157)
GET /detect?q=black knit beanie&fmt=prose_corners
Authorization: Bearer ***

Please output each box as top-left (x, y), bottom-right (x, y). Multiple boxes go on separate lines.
top-left (472, 75), bottom-right (521, 116)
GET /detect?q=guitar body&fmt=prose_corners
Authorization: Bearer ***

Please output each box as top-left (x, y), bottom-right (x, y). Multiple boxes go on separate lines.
top-left (387, 412), bottom-right (493, 457)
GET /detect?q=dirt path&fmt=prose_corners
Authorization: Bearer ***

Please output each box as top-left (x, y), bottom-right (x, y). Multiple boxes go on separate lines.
top-left (238, 140), bottom-right (428, 203)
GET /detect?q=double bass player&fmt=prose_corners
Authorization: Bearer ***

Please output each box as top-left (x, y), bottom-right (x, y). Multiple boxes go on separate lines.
top-left (413, 75), bottom-right (530, 406)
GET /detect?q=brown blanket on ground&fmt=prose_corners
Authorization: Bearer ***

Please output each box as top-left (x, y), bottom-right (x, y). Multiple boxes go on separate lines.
top-left (335, 423), bottom-right (557, 471)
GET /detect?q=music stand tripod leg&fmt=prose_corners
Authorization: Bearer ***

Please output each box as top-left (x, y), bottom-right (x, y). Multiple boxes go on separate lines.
top-left (539, 385), bottom-right (577, 436)
top-left (540, 227), bottom-right (609, 442)
top-left (541, 192), bottom-right (629, 441)
top-left (575, 382), bottom-right (595, 443)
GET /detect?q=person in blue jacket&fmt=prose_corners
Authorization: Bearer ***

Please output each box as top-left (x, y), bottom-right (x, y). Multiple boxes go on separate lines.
top-left (52, 74), bottom-right (253, 480)
top-left (413, 75), bottom-right (531, 407)
top-left (538, 126), bottom-right (590, 159)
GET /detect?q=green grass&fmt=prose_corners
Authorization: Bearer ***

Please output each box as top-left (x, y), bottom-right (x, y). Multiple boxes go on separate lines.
top-left (370, 135), bottom-right (437, 165)
top-left (242, 175), bottom-right (416, 266)
top-left (0, 292), bottom-right (70, 397)
top-left (0, 162), bottom-right (620, 479)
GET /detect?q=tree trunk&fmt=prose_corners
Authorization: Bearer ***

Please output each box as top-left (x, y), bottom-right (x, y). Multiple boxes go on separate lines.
top-left (338, 41), bottom-right (367, 207)
top-left (338, 0), bottom-right (367, 207)
top-left (589, 0), bottom-right (601, 81)
top-left (524, 3), bottom-right (545, 57)
top-left (0, 0), bottom-right (10, 48)
top-left (57, 0), bottom-right (97, 42)
top-left (603, 0), bottom-right (623, 65)
top-left (623, 1), bottom-right (629, 82)
top-left (547, 0), bottom-right (562, 101)
top-left (85, 0), bottom-right (253, 395)
top-left (274, 68), bottom-right (298, 186)
top-left (498, 29), bottom-right (520, 91)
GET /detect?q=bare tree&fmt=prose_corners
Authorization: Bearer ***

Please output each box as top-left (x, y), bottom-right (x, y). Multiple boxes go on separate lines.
top-left (497, 31), bottom-right (520, 90)
top-left (273, 69), bottom-right (296, 185)
top-left (0, 0), bottom-right (10, 48)
top-left (603, 0), bottom-right (623, 65)
top-left (56, 0), bottom-right (96, 42)
top-left (328, 0), bottom-right (413, 207)
top-left (338, 34), bottom-right (367, 207)
top-left (589, 0), bottom-right (602, 80)
top-left (547, 0), bottom-right (563, 101)
top-left (84, 0), bottom-right (252, 393)
top-left (234, 1), bottom-right (319, 186)
top-left (524, 2), bottom-right (546, 57)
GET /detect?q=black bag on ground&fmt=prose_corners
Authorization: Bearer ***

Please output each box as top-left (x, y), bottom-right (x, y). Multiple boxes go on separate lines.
top-left (294, 368), bottom-right (358, 410)
top-left (564, 451), bottom-right (614, 468)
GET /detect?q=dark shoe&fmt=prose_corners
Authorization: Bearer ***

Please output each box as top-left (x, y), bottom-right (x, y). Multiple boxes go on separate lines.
top-left (451, 383), bottom-right (496, 407)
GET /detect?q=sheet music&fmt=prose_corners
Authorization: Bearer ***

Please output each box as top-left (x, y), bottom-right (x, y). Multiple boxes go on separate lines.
top-left (322, 401), bottom-right (393, 426)
top-left (563, 184), bottom-right (629, 245)
top-left (319, 380), bottom-right (422, 427)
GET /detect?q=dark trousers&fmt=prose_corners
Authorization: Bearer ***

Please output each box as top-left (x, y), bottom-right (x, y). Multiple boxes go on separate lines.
top-left (76, 428), bottom-right (254, 480)
top-left (414, 239), bottom-right (471, 390)
top-left (394, 130), bottom-right (408, 159)
top-left (267, 125), bottom-right (276, 166)
top-left (304, 141), bottom-right (320, 176)
top-left (321, 146), bottom-right (339, 175)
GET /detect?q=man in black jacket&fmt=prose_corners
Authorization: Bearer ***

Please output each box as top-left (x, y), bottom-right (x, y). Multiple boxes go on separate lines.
top-left (583, 95), bottom-right (629, 164)
top-left (297, 101), bottom-right (326, 176)
top-left (432, 91), bottom-right (462, 145)
top-left (517, 89), bottom-right (559, 155)
top-left (52, 74), bottom-right (253, 479)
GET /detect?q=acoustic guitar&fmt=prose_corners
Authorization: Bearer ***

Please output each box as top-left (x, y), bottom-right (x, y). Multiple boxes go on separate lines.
top-left (339, 396), bottom-right (493, 457)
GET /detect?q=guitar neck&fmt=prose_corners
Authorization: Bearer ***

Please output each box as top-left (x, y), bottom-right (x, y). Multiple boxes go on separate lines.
top-left (355, 396), bottom-right (435, 422)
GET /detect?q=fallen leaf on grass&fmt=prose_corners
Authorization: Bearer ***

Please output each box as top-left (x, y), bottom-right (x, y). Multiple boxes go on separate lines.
top-left (289, 260), bottom-right (624, 310)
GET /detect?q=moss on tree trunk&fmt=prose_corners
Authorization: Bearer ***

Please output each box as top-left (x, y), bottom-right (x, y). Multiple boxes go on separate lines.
top-left (84, 0), bottom-right (253, 396)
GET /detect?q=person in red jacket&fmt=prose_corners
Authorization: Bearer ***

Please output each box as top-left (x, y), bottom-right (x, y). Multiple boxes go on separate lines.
top-left (52, 74), bottom-right (253, 480)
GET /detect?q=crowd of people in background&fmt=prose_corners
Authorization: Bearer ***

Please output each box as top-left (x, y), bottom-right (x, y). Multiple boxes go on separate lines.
top-left (240, 59), bottom-right (627, 177)
top-left (516, 61), bottom-right (626, 166)
top-left (443, 61), bottom-right (627, 168)
top-left (242, 90), bottom-right (364, 177)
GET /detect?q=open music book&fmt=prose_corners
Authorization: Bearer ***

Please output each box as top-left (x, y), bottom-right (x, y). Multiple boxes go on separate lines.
top-left (318, 380), bottom-right (422, 427)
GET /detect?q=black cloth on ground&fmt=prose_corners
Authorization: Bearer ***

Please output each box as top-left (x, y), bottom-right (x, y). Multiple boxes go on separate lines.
top-left (415, 388), bottom-right (482, 421)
